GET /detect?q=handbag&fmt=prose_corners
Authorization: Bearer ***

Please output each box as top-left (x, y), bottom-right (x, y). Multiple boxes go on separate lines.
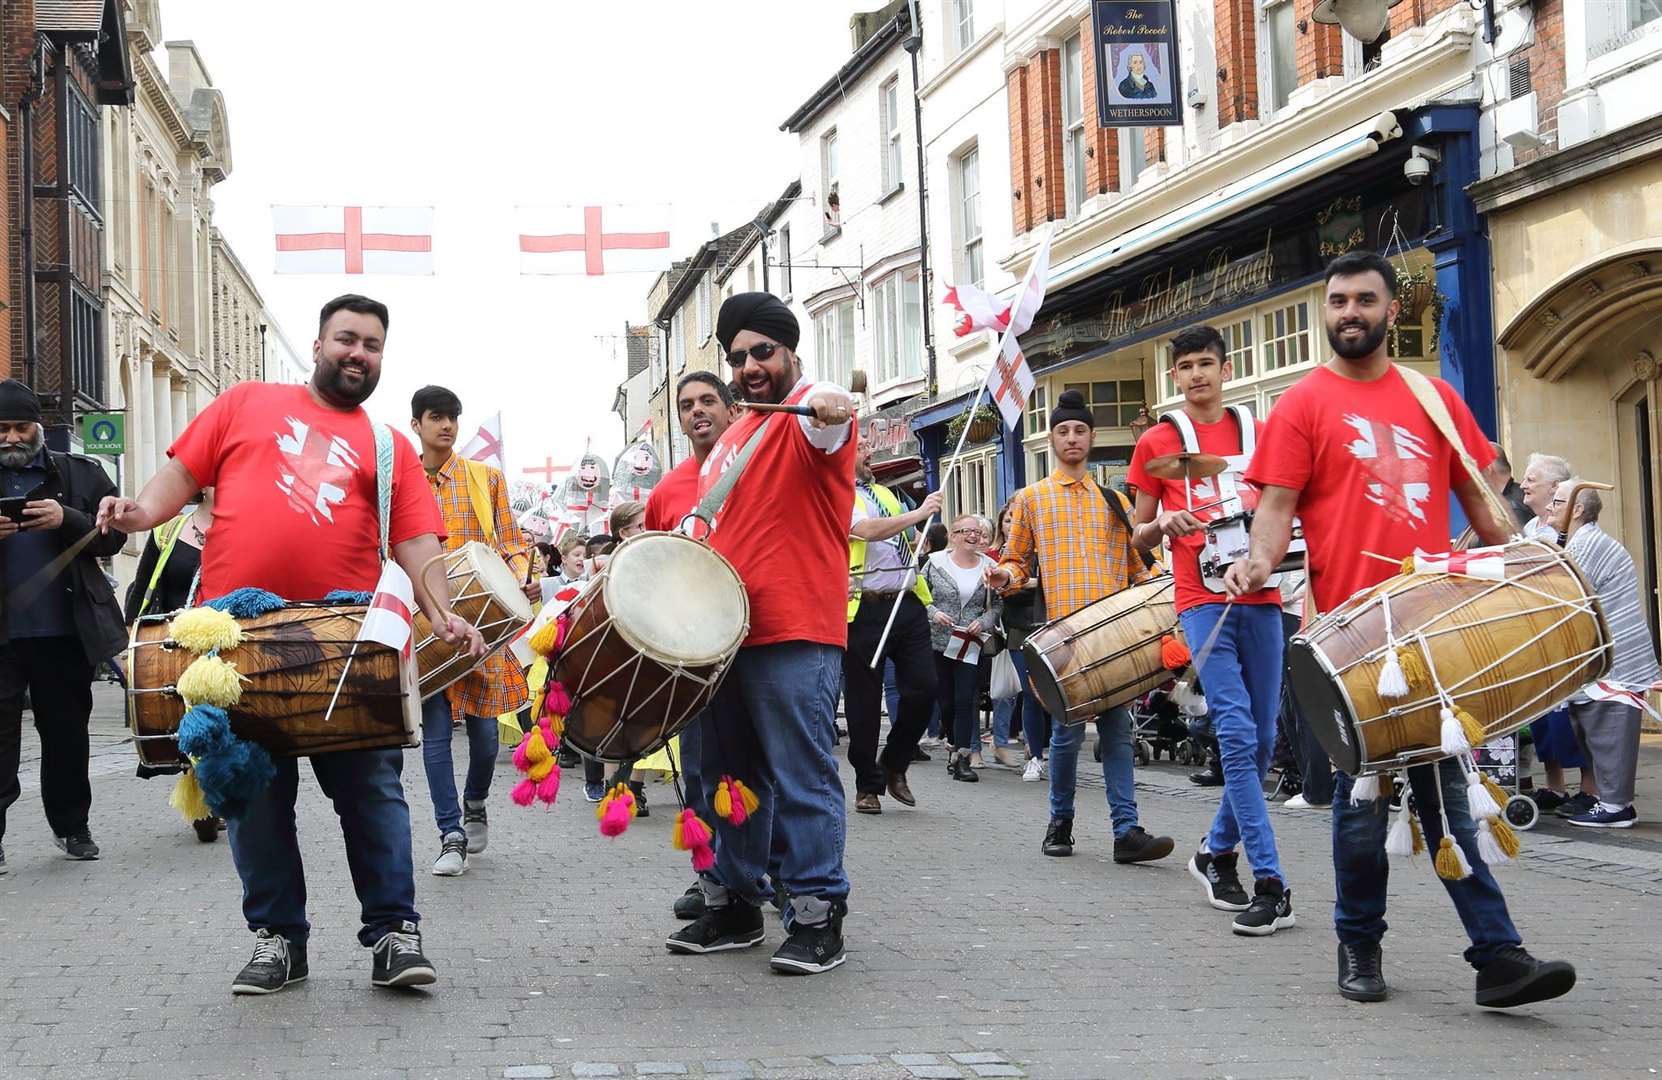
top-left (989, 648), bottom-right (1021, 701)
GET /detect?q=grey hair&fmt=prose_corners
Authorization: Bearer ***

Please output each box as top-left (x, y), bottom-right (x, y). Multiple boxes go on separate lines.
top-left (1562, 478), bottom-right (1603, 523)
top-left (1525, 452), bottom-right (1572, 486)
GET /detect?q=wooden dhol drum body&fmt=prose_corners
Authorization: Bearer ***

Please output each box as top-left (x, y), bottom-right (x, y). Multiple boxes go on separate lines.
top-left (555, 532), bottom-right (749, 763)
top-left (128, 604), bottom-right (419, 767)
top-left (1021, 576), bottom-right (1180, 725)
top-left (1287, 540), bottom-right (1611, 776)
top-left (412, 541), bottom-right (534, 700)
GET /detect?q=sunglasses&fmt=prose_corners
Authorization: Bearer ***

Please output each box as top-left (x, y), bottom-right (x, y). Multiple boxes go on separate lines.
top-left (725, 341), bottom-right (784, 367)
top-left (951, 528), bottom-right (984, 536)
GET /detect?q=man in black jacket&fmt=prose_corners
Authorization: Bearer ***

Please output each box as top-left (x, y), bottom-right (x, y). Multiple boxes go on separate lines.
top-left (0, 380), bottom-right (127, 871)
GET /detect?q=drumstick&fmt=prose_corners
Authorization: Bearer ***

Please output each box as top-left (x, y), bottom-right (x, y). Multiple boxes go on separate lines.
top-left (1187, 598), bottom-right (1236, 674)
top-left (741, 402), bottom-right (816, 417)
top-left (7, 528), bottom-right (99, 614)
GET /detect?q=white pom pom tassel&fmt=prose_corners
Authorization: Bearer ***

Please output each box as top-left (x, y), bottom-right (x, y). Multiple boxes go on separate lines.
top-left (1385, 810), bottom-right (1417, 858)
top-left (1349, 772), bottom-right (1382, 805)
top-left (1439, 706), bottom-right (1471, 756)
top-left (1376, 648), bottom-right (1409, 699)
top-left (1466, 770), bottom-right (1501, 820)
top-left (1476, 819), bottom-right (1510, 866)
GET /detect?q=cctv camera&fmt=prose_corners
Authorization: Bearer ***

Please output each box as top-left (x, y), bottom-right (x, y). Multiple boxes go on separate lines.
top-left (1404, 145), bottom-right (1440, 186)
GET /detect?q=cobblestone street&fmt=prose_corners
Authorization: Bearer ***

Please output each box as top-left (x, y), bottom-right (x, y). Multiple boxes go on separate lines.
top-left (3, 686), bottom-right (1660, 1080)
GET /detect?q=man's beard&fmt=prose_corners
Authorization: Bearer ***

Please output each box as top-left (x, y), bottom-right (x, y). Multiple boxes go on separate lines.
top-left (0, 426), bottom-right (44, 469)
top-left (740, 359), bottom-right (797, 405)
top-left (1327, 315), bottom-right (1389, 360)
top-left (314, 358), bottom-right (379, 406)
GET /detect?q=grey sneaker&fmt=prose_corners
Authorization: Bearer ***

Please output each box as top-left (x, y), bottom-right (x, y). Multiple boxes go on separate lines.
top-left (431, 832), bottom-right (467, 876)
top-left (371, 921), bottom-right (436, 988)
top-left (231, 929), bottom-right (308, 995)
top-left (462, 800), bottom-right (488, 854)
top-left (53, 827), bottom-right (99, 860)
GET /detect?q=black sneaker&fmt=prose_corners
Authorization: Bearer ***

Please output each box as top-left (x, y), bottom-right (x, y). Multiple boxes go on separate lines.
top-left (1554, 791), bottom-right (1598, 818)
top-left (53, 827), bottom-right (99, 860)
top-left (665, 902), bottom-right (765, 954)
top-left (1042, 817), bottom-right (1074, 857)
top-left (231, 929), bottom-right (308, 995)
top-left (1188, 846), bottom-right (1250, 911)
top-left (673, 884), bottom-right (706, 920)
top-left (911, 747), bottom-right (931, 762)
top-left (630, 781), bottom-right (650, 819)
top-left (1113, 826), bottom-right (1175, 864)
top-left (370, 921), bottom-right (437, 988)
top-left (1232, 878), bottom-right (1294, 937)
top-left (1475, 945), bottom-right (1576, 1008)
top-left (1337, 941), bottom-right (1388, 1002)
top-left (191, 817), bottom-right (222, 843)
top-left (770, 904), bottom-right (846, 975)
top-left (1531, 788), bottom-right (1568, 812)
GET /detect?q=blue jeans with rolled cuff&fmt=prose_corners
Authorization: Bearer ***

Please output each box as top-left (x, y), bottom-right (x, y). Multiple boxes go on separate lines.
top-left (420, 693), bottom-right (498, 839)
top-left (1047, 705), bottom-right (1138, 837)
top-left (1332, 760), bottom-right (1524, 969)
top-left (225, 747), bottom-right (419, 947)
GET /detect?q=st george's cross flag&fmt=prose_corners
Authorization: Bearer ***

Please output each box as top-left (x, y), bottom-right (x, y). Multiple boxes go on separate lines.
top-left (944, 282), bottom-right (1011, 337)
top-left (982, 227), bottom-right (1055, 430)
top-left (460, 412), bottom-right (505, 472)
top-left (1411, 547), bottom-right (1508, 580)
top-left (359, 561), bottom-right (417, 660)
top-left (272, 206), bottom-right (434, 275)
top-left (518, 205), bottom-right (673, 276)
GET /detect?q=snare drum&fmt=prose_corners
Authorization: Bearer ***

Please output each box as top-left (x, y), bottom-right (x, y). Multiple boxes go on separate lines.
top-left (127, 603), bottom-right (421, 766)
top-left (1198, 511), bottom-right (1306, 593)
top-left (1021, 576), bottom-right (1181, 725)
top-left (1287, 540), bottom-right (1610, 775)
top-left (412, 541), bottom-right (534, 699)
top-left (555, 532), bottom-right (749, 762)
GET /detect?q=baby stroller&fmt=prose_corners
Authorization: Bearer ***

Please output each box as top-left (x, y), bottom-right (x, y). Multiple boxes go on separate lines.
top-left (1111, 678), bottom-right (1211, 767)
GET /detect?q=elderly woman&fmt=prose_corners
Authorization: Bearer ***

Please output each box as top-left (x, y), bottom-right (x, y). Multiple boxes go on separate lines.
top-left (924, 514), bottom-right (1002, 782)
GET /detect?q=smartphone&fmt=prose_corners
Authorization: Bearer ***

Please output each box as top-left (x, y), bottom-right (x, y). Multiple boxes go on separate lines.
top-left (0, 497), bottom-right (29, 523)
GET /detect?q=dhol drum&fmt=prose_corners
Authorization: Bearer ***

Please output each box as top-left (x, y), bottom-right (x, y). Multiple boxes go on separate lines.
top-left (555, 531), bottom-right (749, 762)
top-left (412, 541), bottom-right (534, 700)
top-left (1021, 575), bottom-right (1181, 725)
top-left (1287, 540), bottom-right (1611, 776)
top-left (128, 603), bottom-right (421, 767)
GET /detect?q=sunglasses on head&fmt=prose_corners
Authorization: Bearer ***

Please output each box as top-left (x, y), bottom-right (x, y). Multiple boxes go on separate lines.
top-left (725, 341), bottom-right (784, 367)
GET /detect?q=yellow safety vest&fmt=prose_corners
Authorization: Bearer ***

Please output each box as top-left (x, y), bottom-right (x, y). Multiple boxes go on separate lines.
top-left (848, 482), bottom-right (932, 621)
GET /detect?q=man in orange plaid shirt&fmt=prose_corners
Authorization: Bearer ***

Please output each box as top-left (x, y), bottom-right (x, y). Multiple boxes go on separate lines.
top-left (988, 389), bottom-right (1174, 865)
top-left (410, 386), bottom-right (537, 877)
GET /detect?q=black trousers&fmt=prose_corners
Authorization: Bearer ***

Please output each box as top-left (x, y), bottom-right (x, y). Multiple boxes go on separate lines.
top-left (0, 636), bottom-right (96, 841)
top-left (845, 593), bottom-right (937, 795)
top-left (936, 653), bottom-right (981, 752)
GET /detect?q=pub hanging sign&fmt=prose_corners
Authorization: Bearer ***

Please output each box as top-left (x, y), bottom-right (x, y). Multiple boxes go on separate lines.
top-left (1091, 1), bottom-right (1184, 128)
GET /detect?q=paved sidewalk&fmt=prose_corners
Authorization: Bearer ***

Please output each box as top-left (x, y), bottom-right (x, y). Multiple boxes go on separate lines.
top-left (2, 686), bottom-right (1660, 1079)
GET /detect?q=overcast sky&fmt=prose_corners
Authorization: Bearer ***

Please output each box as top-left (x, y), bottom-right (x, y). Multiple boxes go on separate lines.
top-left (160, 0), bottom-right (865, 475)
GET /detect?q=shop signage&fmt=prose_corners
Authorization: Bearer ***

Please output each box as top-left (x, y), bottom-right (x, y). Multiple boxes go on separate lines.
top-left (1090, 1), bottom-right (1184, 128)
top-left (81, 412), bottom-right (124, 455)
top-left (865, 415), bottom-right (918, 460)
top-left (1099, 230), bottom-right (1278, 340)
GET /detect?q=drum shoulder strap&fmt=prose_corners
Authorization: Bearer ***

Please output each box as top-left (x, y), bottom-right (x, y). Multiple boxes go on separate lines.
top-left (373, 423), bottom-right (394, 563)
top-left (1395, 365), bottom-right (1514, 538)
top-left (459, 456), bottom-right (497, 543)
top-left (1158, 406), bottom-right (1255, 456)
top-left (688, 417), bottom-right (772, 530)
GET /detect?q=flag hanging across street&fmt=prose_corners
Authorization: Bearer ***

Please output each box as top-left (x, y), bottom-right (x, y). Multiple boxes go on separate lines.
top-left (460, 413), bottom-right (505, 472)
top-left (359, 561), bottom-right (417, 660)
top-left (518, 205), bottom-right (673, 276)
top-left (982, 227), bottom-right (1055, 430)
top-left (272, 205), bottom-right (435, 275)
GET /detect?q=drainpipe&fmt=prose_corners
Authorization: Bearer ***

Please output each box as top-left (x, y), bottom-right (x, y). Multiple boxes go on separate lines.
top-left (903, 1), bottom-right (937, 397)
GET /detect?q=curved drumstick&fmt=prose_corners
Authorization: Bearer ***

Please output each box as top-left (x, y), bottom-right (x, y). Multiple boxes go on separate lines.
top-left (1553, 480), bottom-right (1614, 539)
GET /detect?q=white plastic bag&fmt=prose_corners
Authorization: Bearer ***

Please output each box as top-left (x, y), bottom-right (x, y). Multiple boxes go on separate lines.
top-left (990, 649), bottom-right (1021, 702)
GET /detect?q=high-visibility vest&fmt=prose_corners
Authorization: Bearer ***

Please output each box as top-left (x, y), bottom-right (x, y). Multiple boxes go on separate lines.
top-left (847, 481), bottom-right (932, 621)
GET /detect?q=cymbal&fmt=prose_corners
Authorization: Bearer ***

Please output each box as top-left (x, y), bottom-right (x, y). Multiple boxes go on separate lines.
top-left (1141, 452), bottom-right (1228, 482)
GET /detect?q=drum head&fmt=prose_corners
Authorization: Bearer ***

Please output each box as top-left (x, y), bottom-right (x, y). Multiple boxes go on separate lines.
top-left (1285, 637), bottom-right (1362, 776)
top-left (603, 532), bottom-right (747, 665)
top-left (1020, 638), bottom-right (1072, 724)
top-left (459, 542), bottom-right (534, 621)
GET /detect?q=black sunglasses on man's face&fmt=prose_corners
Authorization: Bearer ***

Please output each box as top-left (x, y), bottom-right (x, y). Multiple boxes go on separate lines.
top-left (725, 341), bottom-right (784, 367)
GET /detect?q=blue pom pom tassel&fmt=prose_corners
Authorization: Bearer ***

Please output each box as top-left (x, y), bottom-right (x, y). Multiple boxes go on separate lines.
top-left (191, 732), bottom-right (276, 819)
top-left (204, 588), bottom-right (287, 618)
top-left (176, 704), bottom-right (232, 757)
top-left (322, 590), bottom-right (373, 605)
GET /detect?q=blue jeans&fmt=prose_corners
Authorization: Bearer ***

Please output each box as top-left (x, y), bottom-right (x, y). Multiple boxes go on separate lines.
top-left (1009, 647), bottom-right (1049, 758)
top-left (679, 708), bottom-right (708, 819)
top-left (1047, 706), bottom-right (1138, 836)
top-left (698, 642), bottom-right (848, 914)
top-left (420, 694), bottom-right (498, 839)
top-left (1332, 761), bottom-right (1523, 968)
top-left (1181, 602), bottom-right (1285, 882)
top-left (225, 748), bottom-right (418, 947)
top-left (935, 653), bottom-right (980, 752)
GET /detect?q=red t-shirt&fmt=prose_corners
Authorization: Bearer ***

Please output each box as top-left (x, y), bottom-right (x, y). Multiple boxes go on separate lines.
top-left (697, 380), bottom-right (856, 648)
top-left (644, 457), bottom-right (699, 532)
top-left (1127, 411), bottom-right (1279, 614)
top-left (1246, 365), bottom-right (1494, 614)
top-left (169, 383), bottom-right (444, 602)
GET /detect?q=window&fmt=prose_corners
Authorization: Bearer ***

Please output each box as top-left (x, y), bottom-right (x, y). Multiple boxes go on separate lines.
top-left (955, 0), bottom-right (975, 53)
top-left (957, 146), bottom-right (983, 288)
top-left (1223, 317), bottom-right (1254, 378)
top-left (1029, 448), bottom-right (1050, 481)
top-left (746, 263), bottom-right (756, 293)
top-left (1025, 383), bottom-right (1049, 438)
top-left (69, 288), bottom-right (103, 403)
top-left (652, 322), bottom-right (668, 386)
top-left (696, 276), bottom-right (712, 343)
top-left (670, 311), bottom-right (686, 374)
top-left (1261, 300), bottom-right (1311, 371)
top-left (778, 225), bottom-right (792, 298)
top-left (821, 129), bottom-right (841, 232)
top-left (1062, 379), bottom-right (1147, 428)
top-left (1061, 34), bottom-right (1087, 217)
top-left (814, 299), bottom-right (857, 388)
top-left (1119, 126), bottom-right (1145, 191)
top-left (872, 268), bottom-right (924, 384)
top-left (1260, 0), bottom-right (1298, 115)
top-left (880, 78), bottom-right (903, 194)
top-left (1588, 0), bottom-right (1662, 60)
top-left (64, 88), bottom-right (100, 210)
top-left (947, 448), bottom-right (997, 523)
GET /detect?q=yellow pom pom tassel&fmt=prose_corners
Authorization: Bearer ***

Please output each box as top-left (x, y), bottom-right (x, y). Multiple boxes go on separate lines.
top-left (1480, 773), bottom-right (1510, 810)
top-left (713, 780), bottom-right (733, 819)
top-left (523, 726), bottom-right (552, 766)
top-left (529, 616), bottom-right (562, 657)
top-left (545, 712), bottom-right (565, 740)
top-left (1455, 707), bottom-right (1486, 750)
top-left (1400, 555), bottom-right (1418, 575)
top-left (1395, 646), bottom-right (1428, 693)
top-left (169, 769), bottom-right (212, 823)
top-left (169, 607), bottom-right (243, 654)
top-left (176, 654), bottom-right (244, 708)
top-left (1489, 816), bottom-right (1521, 860)
top-left (735, 779), bottom-right (760, 816)
top-left (1434, 835), bottom-right (1472, 880)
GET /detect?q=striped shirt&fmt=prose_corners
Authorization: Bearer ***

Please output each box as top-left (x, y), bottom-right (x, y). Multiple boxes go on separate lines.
top-left (1567, 523), bottom-right (1661, 698)
top-left (428, 453), bottom-right (534, 718)
top-left (996, 469), bottom-right (1150, 622)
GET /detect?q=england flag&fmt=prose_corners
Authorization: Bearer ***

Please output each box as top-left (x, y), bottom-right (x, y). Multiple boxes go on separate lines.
top-left (272, 205), bottom-right (434, 275)
top-left (460, 413), bottom-right (505, 471)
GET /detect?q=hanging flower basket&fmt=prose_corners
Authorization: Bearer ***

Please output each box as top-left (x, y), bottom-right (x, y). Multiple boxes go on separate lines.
top-left (946, 404), bottom-right (1000, 445)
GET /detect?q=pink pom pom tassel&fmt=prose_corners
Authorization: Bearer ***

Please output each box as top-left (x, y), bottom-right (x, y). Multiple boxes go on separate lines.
top-left (599, 796), bottom-right (634, 837)
top-left (544, 682), bottom-right (572, 717)
top-left (511, 778), bottom-right (536, 806)
top-left (690, 843), bottom-right (716, 872)
top-left (536, 769), bottom-right (560, 805)
top-left (679, 810), bottom-right (713, 848)
top-left (511, 734), bottom-right (532, 772)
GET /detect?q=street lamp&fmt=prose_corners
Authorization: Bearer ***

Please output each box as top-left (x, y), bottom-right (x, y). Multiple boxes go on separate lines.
top-left (1128, 406), bottom-right (1154, 442)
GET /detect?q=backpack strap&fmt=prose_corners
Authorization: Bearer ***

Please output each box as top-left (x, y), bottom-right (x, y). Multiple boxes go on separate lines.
top-left (373, 423), bottom-right (394, 563)
top-left (1092, 478), bottom-right (1157, 570)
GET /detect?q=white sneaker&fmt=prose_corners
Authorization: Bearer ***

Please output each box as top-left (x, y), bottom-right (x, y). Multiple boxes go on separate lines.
top-left (1283, 794), bottom-right (1312, 809)
top-left (432, 832), bottom-right (467, 876)
top-left (1022, 757), bottom-right (1043, 782)
top-left (462, 800), bottom-right (488, 854)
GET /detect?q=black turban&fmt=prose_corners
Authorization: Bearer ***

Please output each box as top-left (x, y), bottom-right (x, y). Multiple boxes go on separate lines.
top-left (0, 380), bottom-right (42, 423)
top-left (1050, 388), bottom-right (1094, 430)
top-left (717, 291), bottom-right (800, 355)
